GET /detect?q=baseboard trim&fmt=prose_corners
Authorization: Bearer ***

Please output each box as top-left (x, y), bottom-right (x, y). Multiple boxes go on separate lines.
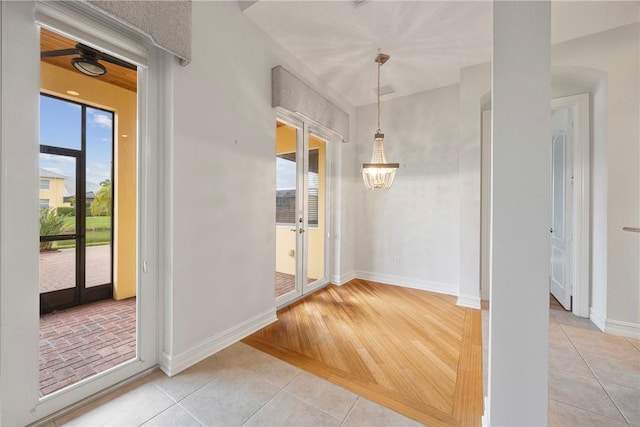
top-left (160, 308), bottom-right (277, 376)
top-left (481, 396), bottom-right (489, 427)
top-left (589, 307), bottom-right (606, 332)
top-left (332, 271), bottom-right (356, 286)
top-left (354, 271), bottom-right (458, 296)
top-left (605, 319), bottom-right (640, 339)
top-left (457, 293), bottom-right (481, 309)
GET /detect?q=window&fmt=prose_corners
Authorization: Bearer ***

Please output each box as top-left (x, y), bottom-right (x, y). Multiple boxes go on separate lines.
top-left (40, 179), bottom-right (50, 190)
top-left (39, 199), bottom-right (50, 209)
top-left (276, 149), bottom-right (319, 226)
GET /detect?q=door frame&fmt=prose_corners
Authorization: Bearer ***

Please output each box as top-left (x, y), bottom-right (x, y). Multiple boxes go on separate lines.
top-left (551, 94), bottom-right (590, 317)
top-left (480, 93), bottom-right (590, 317)
top-left (0, 2), bottom-right (163, 424)
top-left (275, 110), bottom-right (333, 308)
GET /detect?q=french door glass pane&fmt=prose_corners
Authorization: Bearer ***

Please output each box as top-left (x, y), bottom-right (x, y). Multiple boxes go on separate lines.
top-left (85, 107), bottom-right (113, 288)
top-left (307, 137), bottom-right (325, 284)
top-left (275, 123), bottom-right (298, 297)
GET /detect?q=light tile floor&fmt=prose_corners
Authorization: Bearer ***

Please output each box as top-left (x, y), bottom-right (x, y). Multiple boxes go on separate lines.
top-left (48, 301), bottom-right (639, 427)
top-left (482, 300), bottom-right (640, 427)
top-left (51, 342), bottom-right (421, 427)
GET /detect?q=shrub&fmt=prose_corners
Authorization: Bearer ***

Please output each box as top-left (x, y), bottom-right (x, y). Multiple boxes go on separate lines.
top-left (56, 206), bottom-right (75, 217)
top-left (39, 208), bottom-right (65, 251)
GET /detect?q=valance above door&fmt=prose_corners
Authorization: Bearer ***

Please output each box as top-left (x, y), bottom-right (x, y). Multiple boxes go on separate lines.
top-left (272, 66), bottom-right (349, 142)
top-left (85, 0), bottom-right (191, 65)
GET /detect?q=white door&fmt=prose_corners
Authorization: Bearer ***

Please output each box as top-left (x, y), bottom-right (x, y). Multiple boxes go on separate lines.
top-left (550, 107), bottom-right (573, 310)
top-left (275, 118), bottom-right (331, 307)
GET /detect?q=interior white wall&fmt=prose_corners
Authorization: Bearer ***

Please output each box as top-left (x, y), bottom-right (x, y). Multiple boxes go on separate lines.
top-left (488, 2), bottom-right (550, 424)
top-left (460, 23), bottom-right (639, 336)
top-left (337, 132), bottom-right (357, 284)
top-left (552, 23), bottom-right (640, 333)
top-left (165, 0), bottom-right (356, 371)
top-left (354, 85), bottom-right (461, 295)
top-left (458, 62), bottom-right (491, 308)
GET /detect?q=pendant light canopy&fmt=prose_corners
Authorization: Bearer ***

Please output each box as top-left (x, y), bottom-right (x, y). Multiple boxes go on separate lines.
top-left (362, 52), bottom-right (399, 190)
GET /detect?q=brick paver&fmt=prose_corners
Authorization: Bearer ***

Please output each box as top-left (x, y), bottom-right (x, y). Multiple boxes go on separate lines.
top-left (275, 272), bottom-right (316, 297)
top-left (39, 298), bottom-right (136, 397)
top-left (40, 245), bottom-right (111, 293)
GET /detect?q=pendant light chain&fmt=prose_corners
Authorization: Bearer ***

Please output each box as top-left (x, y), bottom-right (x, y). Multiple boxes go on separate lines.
top-left (377, 59), bottom-right (381, 132)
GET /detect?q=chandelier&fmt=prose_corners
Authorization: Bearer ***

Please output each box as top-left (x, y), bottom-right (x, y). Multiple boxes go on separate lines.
top-left (362, 52), bottom-right (399, 190)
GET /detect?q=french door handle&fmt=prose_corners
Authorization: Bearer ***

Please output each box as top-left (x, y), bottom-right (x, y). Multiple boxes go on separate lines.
top-left (290, 228), bottom-right (296, 232)
top-left (299, 228), bottom-right (305, 234)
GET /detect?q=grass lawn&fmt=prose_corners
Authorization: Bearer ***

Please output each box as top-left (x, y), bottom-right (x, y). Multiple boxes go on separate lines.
top-left (62, 216), bottom-right (111, 230)
top-left (55, 216), bottom-right (111, 249)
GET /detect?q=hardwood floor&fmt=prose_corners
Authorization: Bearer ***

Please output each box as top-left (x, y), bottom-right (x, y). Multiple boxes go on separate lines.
top-left (243, 279), bottom-right (483, 426)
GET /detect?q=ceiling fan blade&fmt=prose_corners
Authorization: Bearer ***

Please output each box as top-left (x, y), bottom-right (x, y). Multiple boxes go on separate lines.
top-left (41, 43), bottom-right (136, 72)
top-left (76, 43), bottom-right (137, 71)
top-left (97, 53), bottom-right (137, 71)
top-left (40, 48), bottom-right (79, 58)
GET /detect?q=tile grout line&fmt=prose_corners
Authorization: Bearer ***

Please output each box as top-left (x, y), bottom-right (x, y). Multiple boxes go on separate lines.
top-left (548, 398), bottom-right (631, 426)
top-left (556, 318), bottom-right (632, 425)
top-left (176, 402), bottom-right (207, 427)
top-left (135, 402), bottom-right (177, 427)
top-left (339, 396), bottom-right (360, 427)
top-left (239, 387), bottom-right (287, 427)
top-left (593, 378), bottom-right (634, 426)
top-left (278, 388), bottom-right (344, 424)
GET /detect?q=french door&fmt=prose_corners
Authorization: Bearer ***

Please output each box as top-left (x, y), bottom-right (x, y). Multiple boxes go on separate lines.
top-left (275, 117), bottom-right (331, 306)
top-left (39, 94), bottom-right (113, 313)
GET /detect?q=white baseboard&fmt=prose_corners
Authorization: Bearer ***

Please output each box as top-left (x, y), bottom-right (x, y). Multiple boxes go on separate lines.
top-left (160, 308), bottom-right (277, 376)
top-left (481, 396), bottom-right (489, 426)
top-left (605, 319), bottom-right (640, 339)
top-left (332, 271), bottom-right (355, 286)
top-left (457, 293), bottom-right (481, 309)
top-left (589, 307), bottom-right (606, 332)
top-left (354, 271), bottom-right (458, 296)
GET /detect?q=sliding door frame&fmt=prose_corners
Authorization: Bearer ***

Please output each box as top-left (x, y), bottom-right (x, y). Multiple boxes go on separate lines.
top-left (0, 2), bottom-right (163, 424)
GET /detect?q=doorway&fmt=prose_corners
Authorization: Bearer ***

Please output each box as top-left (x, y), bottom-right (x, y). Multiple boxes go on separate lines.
top-left (480, 94), bottom-right (590, 317)
top-left (275, 119), bottom-right (331, 306)
top-left (38, 27), bottom-right (139, 398)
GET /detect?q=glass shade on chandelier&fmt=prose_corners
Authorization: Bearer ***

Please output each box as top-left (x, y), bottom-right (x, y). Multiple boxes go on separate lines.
top-left (362, 51), bottom-right (399, 190)
top-left (362, 132), bottom-right (399, 190)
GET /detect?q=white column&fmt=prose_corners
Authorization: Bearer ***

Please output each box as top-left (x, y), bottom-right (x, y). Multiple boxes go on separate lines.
top-left (0, 1), bottom-right (41, 425)
top-left (488, 1), bottom-right (551, 426)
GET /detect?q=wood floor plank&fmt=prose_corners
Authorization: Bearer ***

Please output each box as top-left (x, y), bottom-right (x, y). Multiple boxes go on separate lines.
top-left (243, 279), bottom-right (483, 426)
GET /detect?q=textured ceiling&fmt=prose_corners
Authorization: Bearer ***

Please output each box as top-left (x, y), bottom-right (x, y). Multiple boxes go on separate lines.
top-left (245, 1), bottom-right (640, 107)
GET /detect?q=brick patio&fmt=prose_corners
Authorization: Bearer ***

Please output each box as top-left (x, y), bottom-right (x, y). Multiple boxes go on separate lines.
top-left (275, 271), bottom-right (317, 297)
top-left (40, 245), bottom-right (111, 293)
top-left (39, 297), bottom-right (136, 397)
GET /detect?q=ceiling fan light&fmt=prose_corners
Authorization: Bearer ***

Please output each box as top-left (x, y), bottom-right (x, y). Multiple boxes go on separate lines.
top-left (71, 57), bottom-right (106, 77)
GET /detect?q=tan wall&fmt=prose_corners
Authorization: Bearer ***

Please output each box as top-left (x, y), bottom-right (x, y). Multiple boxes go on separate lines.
top-left (275, 125), bottom-right (326, 280)
top-left (41, 62), bottom-right (137, 300)
top-left (39, 177), bottom-right (66, 208)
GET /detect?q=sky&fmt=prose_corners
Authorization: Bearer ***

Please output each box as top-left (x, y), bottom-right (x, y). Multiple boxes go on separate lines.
top-left (39, 95), bottom-right (113, 195)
